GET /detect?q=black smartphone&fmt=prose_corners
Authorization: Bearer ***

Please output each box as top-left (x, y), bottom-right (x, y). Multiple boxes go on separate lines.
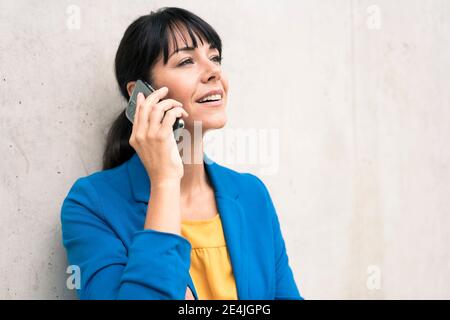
top-left (126, 79), bottom-right (185, 141)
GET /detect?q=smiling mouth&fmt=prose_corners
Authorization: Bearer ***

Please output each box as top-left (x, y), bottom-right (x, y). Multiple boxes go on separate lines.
top-left (195, 98), bottom-right (223, 106)
top-left (196, 98), bottom-right (222, 104)
top-left (196, 91), bottom-right (224, 104)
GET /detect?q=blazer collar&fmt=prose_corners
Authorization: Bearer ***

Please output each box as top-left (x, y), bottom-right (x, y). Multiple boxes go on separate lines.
top-left (126, 152), bottom-right (249, 300)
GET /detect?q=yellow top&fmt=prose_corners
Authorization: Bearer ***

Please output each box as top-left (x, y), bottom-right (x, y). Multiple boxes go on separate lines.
top-left (181, 213), bottom-right (238, 300)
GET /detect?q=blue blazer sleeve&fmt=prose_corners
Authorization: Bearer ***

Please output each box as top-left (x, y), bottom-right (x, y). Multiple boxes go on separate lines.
top-left (60, 177), bottom-right (192, 300)
top-left (254, 176), bottom-right (304, 300)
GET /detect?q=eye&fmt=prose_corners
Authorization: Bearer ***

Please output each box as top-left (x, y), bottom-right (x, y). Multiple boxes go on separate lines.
top-left (178, 58), bottom-right (194, 66)
top-left (211, 55), bottom-right (223, 64)
top-left (177, 56), bottom-right (223, 67)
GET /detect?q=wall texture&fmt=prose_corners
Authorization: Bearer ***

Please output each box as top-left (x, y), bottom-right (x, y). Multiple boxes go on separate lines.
top-left (1, 0), bottom-right (449, 299)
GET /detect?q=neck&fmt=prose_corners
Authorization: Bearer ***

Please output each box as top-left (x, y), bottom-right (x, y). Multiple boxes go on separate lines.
top-left (179, 131), bottom-right (210, 199)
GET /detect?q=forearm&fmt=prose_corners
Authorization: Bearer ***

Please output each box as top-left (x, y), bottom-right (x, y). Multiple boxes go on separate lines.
top-left (144, 179), bottom-right (182, 235)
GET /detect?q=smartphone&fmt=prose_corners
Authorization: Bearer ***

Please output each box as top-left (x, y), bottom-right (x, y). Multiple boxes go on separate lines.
top-left (126, 79), bottom-right (185, 141)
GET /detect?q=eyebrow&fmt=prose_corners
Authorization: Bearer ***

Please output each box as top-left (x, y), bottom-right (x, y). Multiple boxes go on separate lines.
top-left (168, 44), bottom-right (216, 60)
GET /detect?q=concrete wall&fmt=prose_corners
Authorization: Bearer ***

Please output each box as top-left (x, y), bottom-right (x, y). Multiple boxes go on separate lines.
top-left (1, 0), bottom-right (449, 299)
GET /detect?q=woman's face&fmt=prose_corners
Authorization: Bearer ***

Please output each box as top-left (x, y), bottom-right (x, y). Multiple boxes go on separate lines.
top-left (150, 30), bottom-right (228, 134)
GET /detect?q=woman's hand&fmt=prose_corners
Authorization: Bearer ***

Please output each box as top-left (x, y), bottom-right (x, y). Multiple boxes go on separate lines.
top-left (129, 86), bottom-right (189, 184)
top-left (185, 287), bottom-right (195, 300)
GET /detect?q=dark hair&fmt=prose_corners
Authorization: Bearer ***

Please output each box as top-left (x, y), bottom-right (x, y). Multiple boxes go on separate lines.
top-left (102, 7), bottom-right (222, 170)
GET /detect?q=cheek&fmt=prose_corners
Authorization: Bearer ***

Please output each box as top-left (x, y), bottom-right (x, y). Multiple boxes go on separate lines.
top-left (170, 77), bottom-right (196, 101)
top-left (221, 77), bottom-right (229, 94)
top-left (165, 86), bottom-right (192, 106)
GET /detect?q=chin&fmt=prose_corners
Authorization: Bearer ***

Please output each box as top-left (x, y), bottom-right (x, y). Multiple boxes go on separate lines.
top-left (206, 115), bottom-right (227, 129)
top-left (185, 113), bottom-right (227, 132)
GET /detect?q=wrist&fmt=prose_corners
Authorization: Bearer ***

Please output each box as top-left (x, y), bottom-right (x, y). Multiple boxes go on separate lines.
top-left (150, 178), bottom-right (181, 190)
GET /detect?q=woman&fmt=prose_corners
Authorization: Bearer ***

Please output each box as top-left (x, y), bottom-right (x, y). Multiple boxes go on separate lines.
top-left (61, 7), bottom-right (302, 300)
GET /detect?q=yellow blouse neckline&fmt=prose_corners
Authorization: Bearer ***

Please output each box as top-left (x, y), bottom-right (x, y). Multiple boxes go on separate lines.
top-left (180, 213), bottom-right (225, 248)
top-left (181, 213), bottom-right (220, 225)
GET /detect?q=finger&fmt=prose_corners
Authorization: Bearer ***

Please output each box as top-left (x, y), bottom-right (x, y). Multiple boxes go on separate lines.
top-left (138, 87), bottom-right (169, 134)
top-left (149, 99), bottom-right (187, 131)
top-left (159, 107), bottom-right (187, 136)
top-left (142, 86), bottom-right (169, 110)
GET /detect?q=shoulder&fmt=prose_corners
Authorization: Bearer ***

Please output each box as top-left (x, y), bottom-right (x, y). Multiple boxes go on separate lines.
top-left (213, 163), bottom-right (279, 237)
top-left (210, 160), bottom-right (272, 202)
top-left (61, 160), bottom-right (131, 214)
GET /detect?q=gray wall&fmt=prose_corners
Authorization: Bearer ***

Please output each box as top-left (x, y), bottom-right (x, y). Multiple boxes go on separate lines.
top-left (1, 0), bottom-right (449, 299)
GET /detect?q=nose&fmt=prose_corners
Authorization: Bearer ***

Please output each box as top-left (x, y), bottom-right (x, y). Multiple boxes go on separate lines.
top-left (201, 61), bottom-right (221, 83)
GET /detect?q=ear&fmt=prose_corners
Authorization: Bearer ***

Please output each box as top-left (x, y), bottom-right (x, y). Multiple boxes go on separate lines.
top-left (126, 81), bottom-right (136, 98)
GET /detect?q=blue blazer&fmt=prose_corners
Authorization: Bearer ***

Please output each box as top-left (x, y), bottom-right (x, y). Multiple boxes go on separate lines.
top-left (61, 152), bottom-right (303, 300)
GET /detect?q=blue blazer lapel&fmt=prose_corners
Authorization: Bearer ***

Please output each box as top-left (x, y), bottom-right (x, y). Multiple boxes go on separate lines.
top-left (127, 152), bottom-right (249, 300)
top-left (214, 194), bottom-right (249, 300)
top-left (204, 154), bottom-right (249, 300)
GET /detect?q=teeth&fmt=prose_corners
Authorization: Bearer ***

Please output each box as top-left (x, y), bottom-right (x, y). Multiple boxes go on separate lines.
top-left (199, 94), bottom-right (222, 102)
